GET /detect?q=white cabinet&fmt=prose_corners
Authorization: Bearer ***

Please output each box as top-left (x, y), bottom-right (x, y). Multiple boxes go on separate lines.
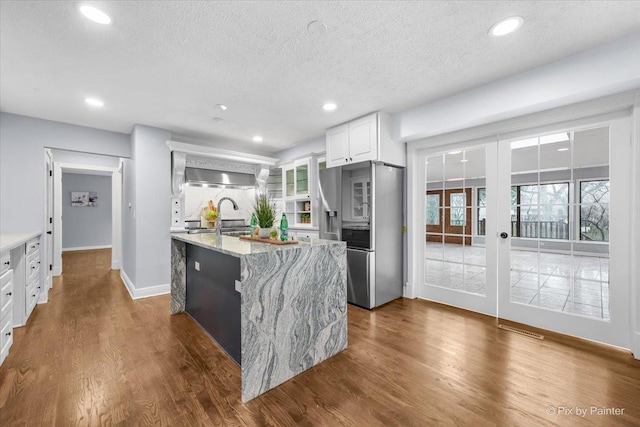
top-left (326, 112), bottom-right (405, 168)
top-left (348, 114), bottom-right (378, 164)
top-left (283, 159), bottom-right (311, 199)
top-left (326, 124), bottom-right (349, 167)
top-left (8, 235), bottom-right (42, 327)
top-left (289, 229), bottom-right (319, 240)
top-left (24, 237), bottom-right (40, 320)
top-left (0, 265), bottom-right (14, 366)
top-left (280, 157), bottom-right (318, 228)
top-left (351, 178), bottom-right (371, 220)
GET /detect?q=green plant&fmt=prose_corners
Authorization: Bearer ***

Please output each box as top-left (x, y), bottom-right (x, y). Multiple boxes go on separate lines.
top-left (253, 193), bottom-right (276, 228)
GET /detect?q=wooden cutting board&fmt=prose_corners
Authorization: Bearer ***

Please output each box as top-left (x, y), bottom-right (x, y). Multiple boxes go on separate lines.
top-left (239, 236), bottom-right (299, 245)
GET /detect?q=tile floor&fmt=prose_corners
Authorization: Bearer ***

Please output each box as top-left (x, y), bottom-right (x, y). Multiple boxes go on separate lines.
top-left (424, 243), bottom-right (610, 320)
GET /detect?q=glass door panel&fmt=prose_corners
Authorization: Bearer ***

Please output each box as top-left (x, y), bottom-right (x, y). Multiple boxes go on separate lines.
top-left (285, 168), bottom-right (295, 197)
top-left (497, 120), bottom-right (630, 348)
top-left (296, 163), bottom-right (308, 196)
top-left (421, 143), bottom-right (497, 315)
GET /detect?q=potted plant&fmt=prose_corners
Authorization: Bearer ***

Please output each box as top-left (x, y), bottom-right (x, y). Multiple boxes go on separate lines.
top-left (253, 193), bottom-right (276, 238)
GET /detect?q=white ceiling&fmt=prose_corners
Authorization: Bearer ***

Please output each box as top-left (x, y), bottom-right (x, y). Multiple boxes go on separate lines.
top-left (1, 1), bottom-right (639, 153)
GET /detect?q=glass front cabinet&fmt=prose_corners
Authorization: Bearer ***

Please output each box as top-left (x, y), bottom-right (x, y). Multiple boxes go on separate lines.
top-left (280, 157), bottom-right (317, 227)
top-left (351, 178), bottom-right (371, 220)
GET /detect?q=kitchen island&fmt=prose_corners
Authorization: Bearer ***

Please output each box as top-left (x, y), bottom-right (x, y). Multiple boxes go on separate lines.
top-left (170, 233), bottom-right (347, 402)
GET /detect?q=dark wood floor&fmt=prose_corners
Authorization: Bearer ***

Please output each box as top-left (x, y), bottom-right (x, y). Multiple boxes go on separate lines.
top-left (1, 249), bottom-right (639, 426)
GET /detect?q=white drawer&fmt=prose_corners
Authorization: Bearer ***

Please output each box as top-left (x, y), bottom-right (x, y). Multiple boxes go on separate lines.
top-left (0, 313), bottom-right (13, 360)
top-left (0, 269), bottom-right (13, 317)
top-left (25, 282), bottom-right (38, 318)
top-left (27, 251), bottom-right (40, 282)
top-left (0, 251), bottom-right (10, 275)
top-left (26, 237), bottom-right (39, 255)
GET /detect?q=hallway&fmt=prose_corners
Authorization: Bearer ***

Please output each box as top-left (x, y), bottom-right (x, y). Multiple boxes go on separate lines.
top-left (0, 250), bottom-right (639, 426)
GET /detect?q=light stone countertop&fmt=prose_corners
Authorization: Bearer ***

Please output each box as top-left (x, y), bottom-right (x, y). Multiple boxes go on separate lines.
top-left (170, 232), bottom-right (344, 258)
top-left (0, 232), bottom-right (42, 253)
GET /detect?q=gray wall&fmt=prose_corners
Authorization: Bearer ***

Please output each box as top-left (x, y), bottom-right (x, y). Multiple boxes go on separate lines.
top-left (122, 125), bottom-right (172, 289)
top-left (0, 112), bottom-right (130, 234)
top-left (62, 173), bottom-right (112, 250)
top-left (274, 136), bottom-right (325, 163)
top-left (52, 149), bottom-right (122, 169)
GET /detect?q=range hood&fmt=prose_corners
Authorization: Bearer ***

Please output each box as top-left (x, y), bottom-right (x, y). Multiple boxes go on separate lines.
top-left (185, 167), bottom-right (256, 189)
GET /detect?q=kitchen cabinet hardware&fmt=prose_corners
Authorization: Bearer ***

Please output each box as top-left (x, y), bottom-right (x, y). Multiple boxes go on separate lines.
top-left (6, 292), bottom-right (11, 296)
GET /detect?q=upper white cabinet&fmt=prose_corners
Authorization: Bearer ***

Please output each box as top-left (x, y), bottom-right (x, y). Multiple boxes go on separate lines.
top-left (326, 124), bottom-right (349, 167)
top-left (326, 112), bottom-right (405, 168)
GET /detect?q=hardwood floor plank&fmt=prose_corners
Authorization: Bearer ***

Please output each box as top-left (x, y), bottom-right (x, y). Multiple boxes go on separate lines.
top-left (1, 249), bottom-right (639, 426)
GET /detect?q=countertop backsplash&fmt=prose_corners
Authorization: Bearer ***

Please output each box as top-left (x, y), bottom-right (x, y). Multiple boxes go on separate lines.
top-left (184, 186), bottom-right (256, 223)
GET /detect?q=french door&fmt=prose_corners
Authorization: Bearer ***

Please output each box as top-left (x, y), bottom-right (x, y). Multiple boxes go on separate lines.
top-left (419, 116), bottom-right (631, 348)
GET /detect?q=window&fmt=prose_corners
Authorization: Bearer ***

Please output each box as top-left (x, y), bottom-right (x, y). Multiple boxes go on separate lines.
top-left (516, 183), bottom-right (569, 239)
top-left (477, 188), bottom-right (486, 235)
top-left (476, 183), bottom-right (569, 239)
top-left (426, 194), bottom-right (440, 225)
top-left (580, 180), bottom-right (609, 241)
top-left (450, 193), bottom-right (466, 226)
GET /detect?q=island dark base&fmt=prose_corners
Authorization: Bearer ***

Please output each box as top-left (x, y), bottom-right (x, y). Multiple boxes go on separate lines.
top-left (186, 244), bottom-right (241, 364)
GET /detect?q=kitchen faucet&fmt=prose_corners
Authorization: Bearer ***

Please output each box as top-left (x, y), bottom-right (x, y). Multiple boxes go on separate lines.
top-left (216, 197), bottom-right (239, 236)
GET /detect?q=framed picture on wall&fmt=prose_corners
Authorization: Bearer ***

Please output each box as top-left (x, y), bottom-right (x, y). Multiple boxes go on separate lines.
top-left (71, 191), bottom-right (98, 207)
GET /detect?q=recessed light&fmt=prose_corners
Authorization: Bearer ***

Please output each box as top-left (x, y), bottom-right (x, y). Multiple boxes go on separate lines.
top-left (448, 150), bottom-right (462, 155)
top-left (79, 5), bottom-right (111, 25)
top-left (323, 103), bottom-right (337, 111)
top-left (557, 148), bottom-right (569, 152)
top-left (489, 16), bottom-right (523, 37)
top-left (307, 20), bottom-right (328, 35)
top-left (216, 104), bottom-right (228, 111)
top-left (253, 135), bottom-right (263, 143)
top-left (84, 97), bottom-right (104, 107)
top-left (213, 117), bottom-right (224, 124)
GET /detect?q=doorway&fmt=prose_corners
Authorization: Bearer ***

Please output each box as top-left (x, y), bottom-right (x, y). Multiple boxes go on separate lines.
top-left (416, 116), bottom-right (631, 349)
top-left (48, 150), bottom-right (122, 278)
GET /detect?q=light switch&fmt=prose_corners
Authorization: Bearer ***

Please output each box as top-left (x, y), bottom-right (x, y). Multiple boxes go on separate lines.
top-left (195, 261), bottom-right (200, 271)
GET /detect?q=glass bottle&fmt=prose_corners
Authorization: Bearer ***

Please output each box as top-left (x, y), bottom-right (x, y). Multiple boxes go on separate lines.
top-left (280, 213), bottom-right (289, 241)
top-left (250, 213), bottom-right (258, 236)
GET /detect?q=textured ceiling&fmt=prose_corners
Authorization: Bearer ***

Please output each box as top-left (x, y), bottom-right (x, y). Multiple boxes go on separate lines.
top-left (1, 1), bottom-right (639, 152)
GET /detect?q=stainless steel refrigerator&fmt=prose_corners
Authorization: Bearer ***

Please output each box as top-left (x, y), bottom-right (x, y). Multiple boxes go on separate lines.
top-left (319, 162), bottom-right (404, 309)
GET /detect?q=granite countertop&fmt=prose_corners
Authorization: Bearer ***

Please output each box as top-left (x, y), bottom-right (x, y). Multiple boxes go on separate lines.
top-left (0, 232), bottom-right (42, 252)
top-left (171, 233), bottom-right (344, 258)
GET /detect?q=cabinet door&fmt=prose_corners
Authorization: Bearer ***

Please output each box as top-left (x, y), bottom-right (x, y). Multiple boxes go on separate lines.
top-left (283, 165), bottom-right (295, 198)
top-left (352, 179), bottom-right (371, 220)
top-left (326, 124), bottom-right (349, 168)
top-left (349, 113), bottom-right (377, 163)
top-left (295, 161), bottom-right (309, 197)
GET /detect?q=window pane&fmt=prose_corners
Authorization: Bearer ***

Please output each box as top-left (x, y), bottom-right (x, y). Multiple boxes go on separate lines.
top-left (580, 180), bottom-right (609, 242)
top-left (477, 188), bottom-right (486, 207)
top-left (450, 192), bottom-right (465, 226)
top-left (426, 194), bottom-right (440, 225)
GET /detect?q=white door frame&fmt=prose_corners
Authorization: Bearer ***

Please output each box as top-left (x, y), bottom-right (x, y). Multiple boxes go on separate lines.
top-left (406, 90), bottom-right (640, 358)
top-left (51, 162), bottom-right (122, 274)
top-left (41, 149), bottom-right (54, 303)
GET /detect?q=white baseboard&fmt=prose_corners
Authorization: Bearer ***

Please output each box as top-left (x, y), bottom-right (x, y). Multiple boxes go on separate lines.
top-left (120, 269), bottom-right (170, 300)
top-left (38, 289), bottom-right (48, 304)
top-left (111, 259), bottom-right (121, 270)
top-left (63, 245), bottom-right (112, 252)
top-left (52, 266), bottom-right (62, 276)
